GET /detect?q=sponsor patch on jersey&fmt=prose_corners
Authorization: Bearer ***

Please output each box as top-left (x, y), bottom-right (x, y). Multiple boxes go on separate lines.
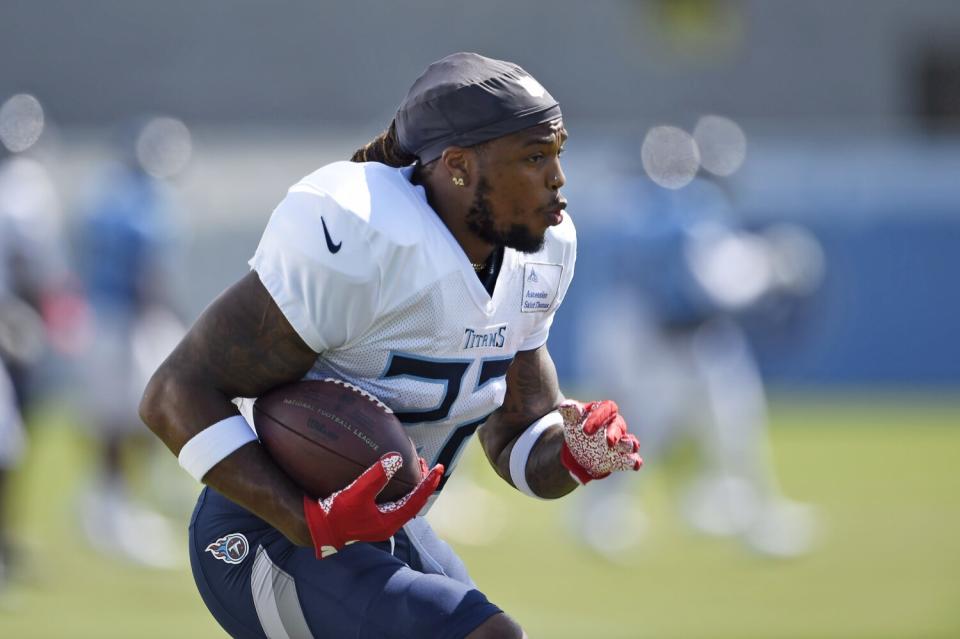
top-left (206, 533), bottom-right (249, 564)
top-left (521, 262), bottom-right (562, 313)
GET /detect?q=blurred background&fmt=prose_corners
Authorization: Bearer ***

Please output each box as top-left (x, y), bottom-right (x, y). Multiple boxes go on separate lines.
top-left (0, 1), bottom-right (958, 637)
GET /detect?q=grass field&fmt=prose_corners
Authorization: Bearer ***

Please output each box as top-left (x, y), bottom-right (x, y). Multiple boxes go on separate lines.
top-left (1, 397), bottom-right (958, 638)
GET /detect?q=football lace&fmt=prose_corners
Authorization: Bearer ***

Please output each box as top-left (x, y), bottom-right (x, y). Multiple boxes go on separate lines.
top-left (322, 378), bottom-right (394, 413)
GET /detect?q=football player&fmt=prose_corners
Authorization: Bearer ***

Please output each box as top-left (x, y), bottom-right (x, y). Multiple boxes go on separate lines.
top-left (76, 118), bottom-right (186, 567)
top-left (141, 52), bottom-right (642, 638)
top-left (0, 126), bottom-right (69, 591)
top-left (571, 174), bottom-right (820, 558)
top-left (0, 360), bottom-right (24, 591)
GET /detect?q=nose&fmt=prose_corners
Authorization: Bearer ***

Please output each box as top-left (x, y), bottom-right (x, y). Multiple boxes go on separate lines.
top-left (548, 158), bottom-right (566, 191)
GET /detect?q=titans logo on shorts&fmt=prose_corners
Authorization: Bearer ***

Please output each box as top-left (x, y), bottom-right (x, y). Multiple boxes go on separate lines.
top-left (190, 487), bottom-right (502, 639)
top-left (206, 533), bottom-right (249, 564)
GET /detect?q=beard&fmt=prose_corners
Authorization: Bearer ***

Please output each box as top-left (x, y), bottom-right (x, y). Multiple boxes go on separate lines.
top-left (465, 176), bottom-right (546, 254)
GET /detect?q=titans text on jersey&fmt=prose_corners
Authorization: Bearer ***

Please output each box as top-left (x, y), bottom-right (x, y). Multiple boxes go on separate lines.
top-left (463, 325), bottom-right (508, 350)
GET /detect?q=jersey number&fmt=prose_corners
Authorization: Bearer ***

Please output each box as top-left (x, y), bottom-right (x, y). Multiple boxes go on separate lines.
top-left (382, 354), bottom-right (513, 488)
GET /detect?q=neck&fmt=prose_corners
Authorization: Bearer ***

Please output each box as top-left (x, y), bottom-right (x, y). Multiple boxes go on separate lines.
top-left (420, 177), bottom-right (495, 266)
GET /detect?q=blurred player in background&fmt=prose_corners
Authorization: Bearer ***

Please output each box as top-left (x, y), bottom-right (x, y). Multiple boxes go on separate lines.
top-left (571, 170), bottom-right (824, 558)
top-left (0, 360), bottom-right (23, 593)
top-left (140, 52), bottom-right (642, 638)
top-left (75, 116), bottom-right (189, 567)
top-left (0, 93), bottom-right (79, 591)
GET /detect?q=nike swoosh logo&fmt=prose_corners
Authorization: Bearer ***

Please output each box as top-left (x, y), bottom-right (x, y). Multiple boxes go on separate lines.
top-left (321, 216), bottom-right (342, 254)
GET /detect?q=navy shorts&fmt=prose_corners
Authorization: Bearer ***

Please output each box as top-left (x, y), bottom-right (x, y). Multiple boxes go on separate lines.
top-left (189, 487), bottom-right (501, 639)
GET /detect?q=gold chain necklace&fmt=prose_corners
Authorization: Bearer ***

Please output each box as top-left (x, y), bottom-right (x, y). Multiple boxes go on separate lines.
top-left (473, 247), bottom-right (501, 277)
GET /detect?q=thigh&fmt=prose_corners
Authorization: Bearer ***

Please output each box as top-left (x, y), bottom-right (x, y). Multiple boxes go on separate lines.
top-left (0, 361), bottom-right (24, 468)
top-left (190, 488), bottom-right (501, 639)
top-left (82, 313), bottom-right (137, 429)
top-left (189, 488), bottom-right (272, 639)
top-left (398, 515), bottom-right (477, 587)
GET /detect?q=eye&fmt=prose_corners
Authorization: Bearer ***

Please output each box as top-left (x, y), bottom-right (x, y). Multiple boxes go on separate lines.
top-left (527, 153), bottom-right (545, 163)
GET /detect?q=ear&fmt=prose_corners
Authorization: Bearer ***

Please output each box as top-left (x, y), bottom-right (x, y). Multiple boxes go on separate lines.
top-left (439, 147), bottom-right (475, 187)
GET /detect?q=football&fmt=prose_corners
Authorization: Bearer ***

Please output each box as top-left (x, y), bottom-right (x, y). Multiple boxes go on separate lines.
top-left (252, 378), bottom-right (420, 502)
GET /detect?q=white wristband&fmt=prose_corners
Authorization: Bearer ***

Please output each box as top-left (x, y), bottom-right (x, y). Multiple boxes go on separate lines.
top-left (508, 410), bottom-right (563, 499)
top-left (178, 415), bottom-right (258, 482)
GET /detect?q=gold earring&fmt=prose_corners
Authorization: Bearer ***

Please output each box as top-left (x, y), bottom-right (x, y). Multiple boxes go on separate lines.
top-left (452, 176), bottom-right (465, 187)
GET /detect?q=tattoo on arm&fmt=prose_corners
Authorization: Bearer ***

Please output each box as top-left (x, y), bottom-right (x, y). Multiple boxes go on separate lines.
top-left (140, 271), bottom-right (319, 545)
top-left (478, 345), bottom-right (577, 499)
top-left (167, 271), bottom-right (317, 402)
top-left (495, 345), bottom-right (563, 428)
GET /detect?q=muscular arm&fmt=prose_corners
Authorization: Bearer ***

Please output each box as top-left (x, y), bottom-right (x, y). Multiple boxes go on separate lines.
top-left (476, 345), bottom-right (577, 499)
top-left (139, 271), bottom-right (319, 546)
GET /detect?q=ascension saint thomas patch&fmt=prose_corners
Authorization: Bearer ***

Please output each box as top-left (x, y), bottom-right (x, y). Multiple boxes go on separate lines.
top-left (520, 262), bottom-right (562, 313)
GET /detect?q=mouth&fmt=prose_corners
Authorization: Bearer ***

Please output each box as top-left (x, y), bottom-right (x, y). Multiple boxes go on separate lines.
top-left (543, 199), bottom-right (567, 226)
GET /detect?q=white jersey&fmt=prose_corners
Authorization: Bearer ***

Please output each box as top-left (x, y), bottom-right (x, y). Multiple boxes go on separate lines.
top-left (249, 161), bottom-right (576, 489)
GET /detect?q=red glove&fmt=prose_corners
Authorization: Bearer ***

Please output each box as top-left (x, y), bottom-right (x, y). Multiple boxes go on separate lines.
top-left (303, 453), bottom-right (444, 559)
top-left (559, 400), bottom-right (642, 485)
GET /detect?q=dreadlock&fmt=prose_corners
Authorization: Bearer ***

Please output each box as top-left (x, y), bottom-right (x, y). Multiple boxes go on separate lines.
top-left (350, 120), bottom-right (417, 167)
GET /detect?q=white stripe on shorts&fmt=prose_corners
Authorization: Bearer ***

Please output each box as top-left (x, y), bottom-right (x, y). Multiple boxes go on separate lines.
top-left (250, 545), bottom-right (312, 639)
